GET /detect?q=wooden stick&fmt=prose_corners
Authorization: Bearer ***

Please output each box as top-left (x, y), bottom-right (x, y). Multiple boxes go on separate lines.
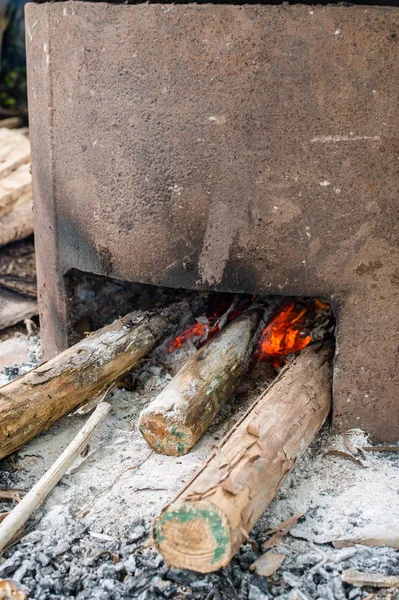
top-left (362, 445), bottom-right (399, 453)
top-left (0, 312), bottom-right (167, 460)
top-left (341, 569), bottom-right (399, 588)
top-left (139, 310), bottom-right (261, 456)
top-left (0, 402), bottom-right (111, 554)
top-left (154, 342), bottom-right (332, 572)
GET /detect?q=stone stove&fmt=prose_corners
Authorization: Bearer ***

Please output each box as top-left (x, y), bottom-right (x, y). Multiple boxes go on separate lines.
top-left (25, 1), bottom-right (398, 441)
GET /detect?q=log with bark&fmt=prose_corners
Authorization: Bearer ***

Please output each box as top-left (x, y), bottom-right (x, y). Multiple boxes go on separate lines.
top-left (139, 309), bottom-right (263, 456)
top-left (0, 312), bottom-right (167, 461)
top-left (154, 341), bottom-right (333, 572)
top-left (0, 194), bottom-right (33, 247)
top-left (0, 163), bottom-right (31, 219)
top-left (0, 289), bottom-right (37, 330)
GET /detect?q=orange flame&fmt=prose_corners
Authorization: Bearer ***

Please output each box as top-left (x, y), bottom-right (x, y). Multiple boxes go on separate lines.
top-left (168, 321), bottom-right (208, 353)
top-left (256, 303), bottom-right (311, 365)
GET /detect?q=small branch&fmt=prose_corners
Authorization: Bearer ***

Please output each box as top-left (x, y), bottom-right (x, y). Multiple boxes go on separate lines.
top-left (362, 445), bottom-right (399, 453)
top-left (0, 402), bottom-right (111, 554)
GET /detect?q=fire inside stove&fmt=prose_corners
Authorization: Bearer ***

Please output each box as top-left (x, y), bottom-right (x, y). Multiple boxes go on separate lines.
top-left (167, 296), bottom-right (330, 368)
top-left (66, 271), bottom-right (335, 459)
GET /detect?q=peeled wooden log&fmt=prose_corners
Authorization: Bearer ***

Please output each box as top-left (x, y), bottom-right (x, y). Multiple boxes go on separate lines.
top-left (154, 341), bottom-right (333, 572)
top-left (139, 310), bottom-right (262, 456)
top-left (0, 312), bottom-right (167, 460)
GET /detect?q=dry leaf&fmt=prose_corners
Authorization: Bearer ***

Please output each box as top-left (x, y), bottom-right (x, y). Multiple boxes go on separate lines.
top-left (250, 552), bottom-right (286, 577)
top-left (341, 569), bottom-right (399, 588)
top-left (0, 579), bottom-right (28, 600)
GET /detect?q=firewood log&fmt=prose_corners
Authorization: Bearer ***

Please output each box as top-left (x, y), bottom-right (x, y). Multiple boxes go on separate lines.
top-left (154, 341), bottom-right (333, 572)
top-left (0, 312), bottom-right (167, 460)
top-left (0, 194), bottom-right (33, 247)
top-left (0, 129), bottom-right (30, 178)
top-left (139, 310), bottom-right (262, 456)
top-left (0, 163), bottom-right (31, 219)
top-left (0, 289), bottom-right (37, 330)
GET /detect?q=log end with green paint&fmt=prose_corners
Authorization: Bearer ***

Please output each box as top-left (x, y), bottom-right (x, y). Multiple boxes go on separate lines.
top-left (154, 501), bottom-right (232, 572)
top-left (138, 311), bottom-right (261, 456)
top-left (138, 416), bottom-right (194, 456)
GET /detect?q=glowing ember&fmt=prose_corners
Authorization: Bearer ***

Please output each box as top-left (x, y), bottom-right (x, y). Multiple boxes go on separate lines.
top-left (315, 298), bottom-right (329, 313)
top-left (168, 321), bottom-right (209, 352)
top-left (169, 296), bottom-right (330, 358)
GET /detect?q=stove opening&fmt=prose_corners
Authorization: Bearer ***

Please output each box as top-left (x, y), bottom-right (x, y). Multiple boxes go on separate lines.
top-left (65, 268), bottom-right (335, 402)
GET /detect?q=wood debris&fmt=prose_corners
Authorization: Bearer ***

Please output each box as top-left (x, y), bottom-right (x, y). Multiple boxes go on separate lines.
top-left (0, 164), bottom-right (31, 219)
top-left (0, 579), bottom-right (27, 600)
top-left (0, 128), bottom-right (33, 249)
top-left (341, 569), bottom-right (399, 588)
top-left (0, 195), bottom-right (33, 248)
top-left (333, 533), bottom-right (399, 551)
top-left (249, 552), bottom-right (286, 577)
top-left (262, 511), bottom-right (307, 550)
top-left (324, 448), bottom-right (369, 467)
top-left (0, 490), bottom-right (25, 503)
top-left (362, 446), bottom-right (399, 453)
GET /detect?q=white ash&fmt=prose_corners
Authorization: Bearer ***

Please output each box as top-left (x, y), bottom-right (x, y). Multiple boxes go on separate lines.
top-left (0, 331), bottom-right (398, 600)
top-left (0, 332), bottom-right (40, 386)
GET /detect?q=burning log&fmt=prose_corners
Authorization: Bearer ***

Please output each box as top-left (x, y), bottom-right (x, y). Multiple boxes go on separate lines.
top-left (139, 309), bottom-right (263, 456)
top-left (0, 312), bottom-right (167, 461)
top-left (154, 341), bottom-right (332, 572)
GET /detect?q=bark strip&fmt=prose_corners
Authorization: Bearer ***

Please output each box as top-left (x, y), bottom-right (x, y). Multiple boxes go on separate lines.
top-left (154, 342), bottom-right (333, 572)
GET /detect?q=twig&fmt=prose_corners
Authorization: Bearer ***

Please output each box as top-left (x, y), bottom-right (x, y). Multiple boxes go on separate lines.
top-left (363, 445), bottom-right (399, 453)
top-left (0, 490), bottom-right (25, 502)
top-left (0, 402), bottom-right (111, 554)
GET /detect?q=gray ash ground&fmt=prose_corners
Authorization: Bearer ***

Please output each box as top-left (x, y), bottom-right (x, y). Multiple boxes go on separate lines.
top-left (0, 316), bottom-right (398, 600)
